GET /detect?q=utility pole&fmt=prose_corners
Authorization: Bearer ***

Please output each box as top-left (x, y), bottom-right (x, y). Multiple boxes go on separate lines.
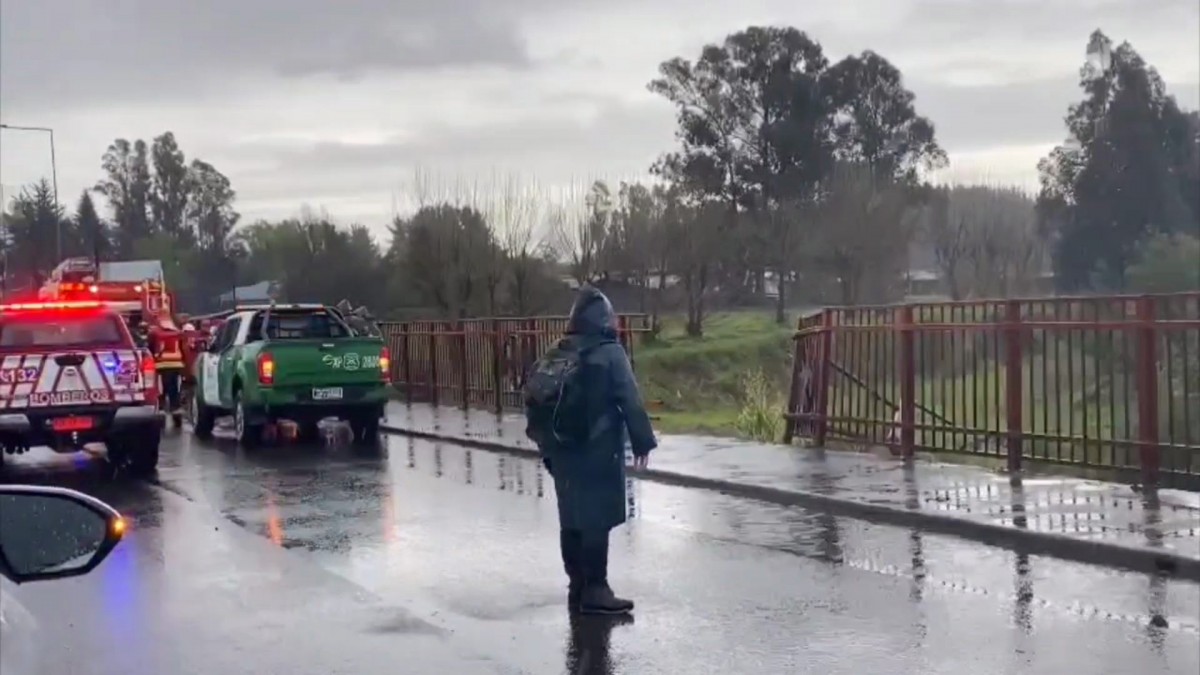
top-left (0, 123), bottom-right (61, 260)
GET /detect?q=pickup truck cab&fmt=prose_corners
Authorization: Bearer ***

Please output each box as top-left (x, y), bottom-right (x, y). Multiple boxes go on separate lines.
top-left (190, 304), bottom-right (390, 448)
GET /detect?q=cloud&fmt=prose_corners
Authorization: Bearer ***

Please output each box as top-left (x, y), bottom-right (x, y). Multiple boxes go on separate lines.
top-left (0, 0), bottom-right (538, 109)
top-left (248, 102), bottom-right (673, 169)
top-left (827, 0), bottom-right (1200, 91)
top-left (227, 99), bottom-right (677, 222)
top-left (913, 75), bottom-right (1200, 151)
top-left (904, 0), bottom-right (1194, 45)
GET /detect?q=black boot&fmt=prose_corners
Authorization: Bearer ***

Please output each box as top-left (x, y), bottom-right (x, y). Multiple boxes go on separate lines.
top-left (560, 530), bottom-right (584, 612)
top-left (579, 530), bottom-right (634, 615)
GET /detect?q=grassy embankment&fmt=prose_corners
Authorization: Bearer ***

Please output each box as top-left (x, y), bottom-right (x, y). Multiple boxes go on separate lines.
top-left (635, 312), bottom-right (794, 438)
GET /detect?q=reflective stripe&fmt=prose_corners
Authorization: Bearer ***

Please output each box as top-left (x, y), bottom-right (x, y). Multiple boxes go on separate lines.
top-left (155, 334), bottom-right (183, 361)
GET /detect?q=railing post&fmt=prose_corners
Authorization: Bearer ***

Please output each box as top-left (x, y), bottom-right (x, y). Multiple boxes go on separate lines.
top-left (1135, 295), bottom-right (1160, 486)
top-left (899, 305), bottom-right (916, 460)
top-left (813, 309), bottom-right (834, 447)
top-left (782, 318), bottom-right (804, 444)
top-left (400, 322), bottom-right (412, 404)
top-left (618, 314), bottom-right (631, 358)
top-left (428, 324), bottom-right (439, 407)
top-left (522, 317), bottom-right (537, 385)
top-left (490, 319), bottom-right (503, 414)
top-left (629, 315), bottom-right (641, 368)
top-left (457, 320), bottom-right (469, 410)
top-left (1004, 299), bottom-right (1024, 474)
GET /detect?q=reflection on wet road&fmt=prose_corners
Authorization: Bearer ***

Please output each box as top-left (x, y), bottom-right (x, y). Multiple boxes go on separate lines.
top-left (2, 430), bottom-right (1198, 674)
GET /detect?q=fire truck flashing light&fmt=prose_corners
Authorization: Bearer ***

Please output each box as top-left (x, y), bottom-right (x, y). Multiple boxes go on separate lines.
top-left (0, 300), bottom-right (107, 312)
top-left (52, 282), bottom-right (102, 295)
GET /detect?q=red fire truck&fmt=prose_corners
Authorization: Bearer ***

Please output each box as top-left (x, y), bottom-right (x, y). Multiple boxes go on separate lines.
top-left (38, 258), bottom-right (178, 330)
top-left (38, 259), bottom-right (187, 423)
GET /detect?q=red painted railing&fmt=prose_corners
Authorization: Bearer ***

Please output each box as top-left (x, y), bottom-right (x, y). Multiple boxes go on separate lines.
top-left (378, 314), bottom-right (649, 412)
top-left (784, 293), bottom-right (1200, 486)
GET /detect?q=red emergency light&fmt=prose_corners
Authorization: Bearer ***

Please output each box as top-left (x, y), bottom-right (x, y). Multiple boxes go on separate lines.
top-left (57, 282), bottom-right (100, 294)
top-left (0, 300), bottom-right (106, 312)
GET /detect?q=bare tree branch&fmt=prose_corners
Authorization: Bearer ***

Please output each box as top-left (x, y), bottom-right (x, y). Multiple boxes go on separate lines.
top-left (813, 163), bottom-right (916, 305)
top-left (924, 183), bottom-right (1045, 299)
top-left (549, 179), bottom-right (610, 286)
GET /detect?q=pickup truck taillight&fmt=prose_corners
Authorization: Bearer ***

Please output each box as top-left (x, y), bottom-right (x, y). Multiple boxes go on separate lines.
top-left (257, 352), bottom-right (275, 386)
top-left (141, 352), bottom-right (159, 407)
top-left (379, 347), bottom-right (391, 383)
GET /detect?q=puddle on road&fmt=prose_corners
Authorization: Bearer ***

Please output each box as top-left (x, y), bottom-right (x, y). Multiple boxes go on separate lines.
top-left (374, 437), bottom-right (1200, 636)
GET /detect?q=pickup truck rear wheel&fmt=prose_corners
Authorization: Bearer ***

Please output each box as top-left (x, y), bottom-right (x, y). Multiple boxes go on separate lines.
top-left (234, 391), bottom-right (262, 449)
top-left (108, 426), bottom-right (161, 477)
top-left (296, 421), bottom-right (322, 444)
top-left (191, 391), bottom-right (217, 439)
top-left (349, 413), bottom-right (381, 449)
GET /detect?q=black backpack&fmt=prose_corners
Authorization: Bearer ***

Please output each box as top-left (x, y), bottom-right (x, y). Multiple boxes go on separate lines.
top-left (523, 337), bottom-right (594, 446)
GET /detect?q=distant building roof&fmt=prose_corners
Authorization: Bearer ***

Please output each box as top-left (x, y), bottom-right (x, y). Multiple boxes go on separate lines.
top-left (218, 280), bottom-right (279, 304)
top-left (906, 268), bottom-right (941, 282)
top-left (99, 260), bottom-right (163, 282)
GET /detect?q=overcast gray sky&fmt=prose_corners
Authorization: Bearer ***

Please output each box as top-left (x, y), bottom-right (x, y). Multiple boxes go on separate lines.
top-left (2, 0), bottom-right (1197, 233)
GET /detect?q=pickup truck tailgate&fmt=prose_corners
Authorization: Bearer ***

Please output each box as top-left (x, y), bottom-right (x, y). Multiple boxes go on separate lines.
top-left (0, 349), bottom-right (146, 408)
top-left (265, 339), bottom-right (386, 387)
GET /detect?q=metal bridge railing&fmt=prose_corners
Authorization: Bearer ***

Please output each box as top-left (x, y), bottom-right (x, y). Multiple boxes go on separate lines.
top-left (783, 292), bottom-right (1200, 487)
top-left (378, 314), bottom-right (650, 413)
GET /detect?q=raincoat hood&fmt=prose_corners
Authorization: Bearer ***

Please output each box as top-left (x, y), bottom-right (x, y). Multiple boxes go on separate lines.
top-left (566, 285), bottom-right (617, 338)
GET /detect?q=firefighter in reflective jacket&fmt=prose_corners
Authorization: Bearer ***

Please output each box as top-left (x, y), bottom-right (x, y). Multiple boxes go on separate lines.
top-left (181, 322), bottom-right (202, 376)
top-left (180, 322), bottom-right (202, 409)
top-left (147, 317), bottom-right (186, 426)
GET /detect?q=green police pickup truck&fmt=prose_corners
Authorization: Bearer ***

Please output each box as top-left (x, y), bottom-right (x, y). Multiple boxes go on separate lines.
top-left (190, 304), bottom-right (390, 448)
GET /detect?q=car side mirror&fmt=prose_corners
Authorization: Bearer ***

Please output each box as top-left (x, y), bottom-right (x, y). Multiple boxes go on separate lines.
top-left (0, 486), bottom-right (125, 585)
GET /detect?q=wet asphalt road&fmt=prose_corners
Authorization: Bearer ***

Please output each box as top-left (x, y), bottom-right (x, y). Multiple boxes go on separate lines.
top-left (2, 428), bottom-right (1198, 675)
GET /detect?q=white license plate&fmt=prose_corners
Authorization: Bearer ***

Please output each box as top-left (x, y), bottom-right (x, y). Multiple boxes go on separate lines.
top-left (312, 387), bottom-right (343, 400)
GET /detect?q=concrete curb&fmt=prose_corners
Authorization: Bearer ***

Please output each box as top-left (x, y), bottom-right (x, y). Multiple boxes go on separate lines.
top-left (381, 424), bottom-right (1200, 582)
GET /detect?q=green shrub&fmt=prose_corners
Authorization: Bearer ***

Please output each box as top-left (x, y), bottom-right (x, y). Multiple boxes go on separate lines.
top-left (734, 368), bottom-right (785, 443)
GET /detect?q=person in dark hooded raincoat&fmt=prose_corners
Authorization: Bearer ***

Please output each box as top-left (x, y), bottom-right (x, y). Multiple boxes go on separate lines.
top-left (538, 286), bottom-right (657, 615)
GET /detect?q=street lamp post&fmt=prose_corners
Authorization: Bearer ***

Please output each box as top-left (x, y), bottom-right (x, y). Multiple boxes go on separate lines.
top-left (1, 182), bottom-right (7, 298)
top-left (0, 123), bottom-right (61, 260)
